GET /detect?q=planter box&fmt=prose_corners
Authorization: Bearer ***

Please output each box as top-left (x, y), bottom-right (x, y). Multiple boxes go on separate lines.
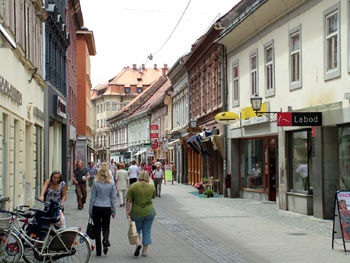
top-left (287, 192), bottom-right (313, 215)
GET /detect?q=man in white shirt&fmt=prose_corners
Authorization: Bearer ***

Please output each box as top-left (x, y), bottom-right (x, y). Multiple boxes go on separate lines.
top-left (128, 160), bottom-right (140, 185)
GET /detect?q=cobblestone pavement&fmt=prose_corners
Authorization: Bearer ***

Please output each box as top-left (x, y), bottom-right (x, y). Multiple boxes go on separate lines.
top-left (63, 183), bottom-right (350, 263)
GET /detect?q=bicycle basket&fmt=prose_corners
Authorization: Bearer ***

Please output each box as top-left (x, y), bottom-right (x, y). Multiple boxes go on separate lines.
top-left (49, 231), bottom-right (78, 251)
top-left (0, 212), bottom-right (12, 229)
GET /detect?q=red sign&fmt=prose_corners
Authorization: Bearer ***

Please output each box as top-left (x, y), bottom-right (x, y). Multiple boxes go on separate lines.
top-left (277, 112), bottom-right (292, 126)
top-left (151, 139), bottom-right (158, 150)
top-left (150, 125), bottom-right (158, 130)
top-left (312, 126), bottom-right (315, 137)
top-left (150, 133), bottom-right (159, 138)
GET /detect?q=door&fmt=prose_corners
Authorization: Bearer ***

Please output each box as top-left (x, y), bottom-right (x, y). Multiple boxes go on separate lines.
top-left (268, 138), bottom-right (278, 201)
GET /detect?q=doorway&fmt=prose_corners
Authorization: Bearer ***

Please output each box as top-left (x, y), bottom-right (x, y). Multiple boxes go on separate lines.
top-left (267, 137), bottom-right (278, 201)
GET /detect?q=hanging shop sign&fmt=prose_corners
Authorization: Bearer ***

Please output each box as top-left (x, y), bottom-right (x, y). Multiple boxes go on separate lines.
top-left (151, 139), bottom-right (159, 150)
top-left (332, 191), bottom-right (350, 253)
top-left (277, 112), bottom-right (322, 126)
top-left (215, 112), bottom-right (239, 125)
top-left (0, 75), bottom-right (22, 105)
top-left (150, 125), bottom-right (158, 130)
top-left (150, 133), bottom-right (159, 138)
top-left (54, 95), bottom-right (66, 119)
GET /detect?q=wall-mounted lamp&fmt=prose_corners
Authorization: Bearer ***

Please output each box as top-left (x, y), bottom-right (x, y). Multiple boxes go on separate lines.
top-left (250, 94), bottom-right (280, 121)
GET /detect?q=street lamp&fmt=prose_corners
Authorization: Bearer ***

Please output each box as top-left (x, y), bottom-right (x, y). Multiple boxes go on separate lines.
top-left (250, 94), bottom-right (280, 120)
top-left (189, 118), bottom-right (197, 128)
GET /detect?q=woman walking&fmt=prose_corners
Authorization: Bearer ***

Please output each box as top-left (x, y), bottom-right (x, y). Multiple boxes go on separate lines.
top-left (126, 170), bottom-right (156, 257)
top-left (115, 162), bottom-right (128, 207)
top-left (39, 170), bottom-right (67, 208)
top-left (89, 163), bottom-right (116, 256)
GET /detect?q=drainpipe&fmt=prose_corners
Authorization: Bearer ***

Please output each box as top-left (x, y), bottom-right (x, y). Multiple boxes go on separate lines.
top-left (221, 44), bottom-right (228, 197)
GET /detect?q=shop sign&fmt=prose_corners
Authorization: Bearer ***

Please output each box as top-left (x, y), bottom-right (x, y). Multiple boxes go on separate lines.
top-left (241, 103), bottom-right (270, 126)
top-left (150, 133), bottom-right (158, 138)
top-left (33, 106), bottom-right (44, 121)
top-left (0, 75), bottom-right (22, 105)
top-left (151, 139), bottom-right (158, 150)
top-left (55, 95), bottom-right (66, 119)
top-left (150, 125), bottom-right (158, 130)
top-left (146, 148), bottom-right (154, 157)
top-left (332, 191), bottom-right (350, 253)
top-left (277, 112), bottom-right (322, 126)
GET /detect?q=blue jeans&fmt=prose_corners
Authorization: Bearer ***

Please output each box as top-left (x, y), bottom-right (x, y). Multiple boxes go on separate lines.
top-left (132, 209), bottom-right (154, 245)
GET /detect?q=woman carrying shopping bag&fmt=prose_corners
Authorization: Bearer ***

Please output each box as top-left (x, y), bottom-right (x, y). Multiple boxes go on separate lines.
top-left (89, 162), bottom-right (116, 256)
top-left (126, 170), bottom-right (156, 257)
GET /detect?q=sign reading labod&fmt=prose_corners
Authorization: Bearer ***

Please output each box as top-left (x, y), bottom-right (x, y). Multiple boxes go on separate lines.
top-left (0, 75), bottom-right (22, 105)
top-left (277, 112), bottom-right (322, 126)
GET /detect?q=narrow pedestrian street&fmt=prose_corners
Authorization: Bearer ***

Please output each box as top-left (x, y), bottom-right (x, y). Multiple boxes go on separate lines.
top-left (64, 183), bottom-right (349, 263)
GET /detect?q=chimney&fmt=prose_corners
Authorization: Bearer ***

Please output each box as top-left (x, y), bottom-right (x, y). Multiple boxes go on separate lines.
top-left (132, 64), bottom-right (137, 70)
top-left (162, 64), bottom-right (168, 76)
top-left (142, 64), bottom-right (145, 70)
top-left (154, 64), bottom-right (157, 69)
top-left (164, 64), bottom-right (168, 69)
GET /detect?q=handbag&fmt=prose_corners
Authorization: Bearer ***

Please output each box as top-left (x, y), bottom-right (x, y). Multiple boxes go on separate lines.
top-left (127, 217), bottom-right (138, 245)
top-left (86, 217), bottom-right (96, 240)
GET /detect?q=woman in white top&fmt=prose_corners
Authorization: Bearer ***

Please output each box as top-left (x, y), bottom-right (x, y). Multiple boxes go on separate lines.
top-left (115, 162), bottom-right (128, 207)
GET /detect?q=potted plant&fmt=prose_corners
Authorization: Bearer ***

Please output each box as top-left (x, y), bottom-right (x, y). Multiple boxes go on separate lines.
top-left (204, 188), bottom-right (214, 198)
top-left (194, 182), bottom-right (204, 194)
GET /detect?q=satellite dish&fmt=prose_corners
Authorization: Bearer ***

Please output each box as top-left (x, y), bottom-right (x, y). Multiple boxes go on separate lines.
top-left (215, 112), bottom-right (239, 125)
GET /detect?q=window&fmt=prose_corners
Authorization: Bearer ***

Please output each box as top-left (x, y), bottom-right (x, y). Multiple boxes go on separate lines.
top-left (289, 130), bottom-right (313, 193)
top-left (264, 41), bottom-right (274, 97)
top-left (240, 139), bottom-right (264, 190)
top-left (97, 104), bottom-right (99, 113)
top-left (106, 102), bottom-right (110, 111)
top-left (125, 87), bottom-right (130, 94)
top-left (137, 87), bottom-right (142, 93)
top-left (112, 102), bottom-right (117, 111)
top-left (105, 119), bottom-right (108, 127)
top-left (289, 26), bottom-right (302, 90)
top-left (232, 62), bottom-right (239, 106)
top-left (250, 50), bottom-right (258, 95)
top-left (97, 120), bottom-right (99, 128)
top-left (324, 3), bottom-right (340, 80)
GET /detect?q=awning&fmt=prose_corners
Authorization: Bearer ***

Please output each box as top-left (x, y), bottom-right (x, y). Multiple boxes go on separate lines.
top-left (134, 149), bottom-right (147, 156)
top-left (186, 135), bottom-right (201, 153)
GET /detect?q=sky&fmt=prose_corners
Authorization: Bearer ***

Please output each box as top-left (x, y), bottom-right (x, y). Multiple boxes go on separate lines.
top-left (80, 0), bottom-right (240, 88)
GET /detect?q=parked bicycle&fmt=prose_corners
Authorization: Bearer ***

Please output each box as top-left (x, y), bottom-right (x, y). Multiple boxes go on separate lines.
top-left (0, 201), bottom-right (91, 263)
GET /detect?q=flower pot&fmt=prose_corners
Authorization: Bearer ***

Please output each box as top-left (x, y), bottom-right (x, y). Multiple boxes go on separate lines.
top-left (198, 189), bottom-right (204, 194)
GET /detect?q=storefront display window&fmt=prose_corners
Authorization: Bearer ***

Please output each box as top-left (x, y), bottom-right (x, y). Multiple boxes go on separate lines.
top-left (240, 139), bottom-right (264, 190)
top-left (339, 126), bottom-right (350, 190)
top-left (290, 130), bottom-right (313, 193)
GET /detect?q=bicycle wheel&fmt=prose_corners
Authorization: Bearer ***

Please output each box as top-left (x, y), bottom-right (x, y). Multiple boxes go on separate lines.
top-left (48, 231), bottom-right (91, 263)
top-left (0, 231), bottom-right (23, 263)
top-left (23, 242), bottom-right (46, 263)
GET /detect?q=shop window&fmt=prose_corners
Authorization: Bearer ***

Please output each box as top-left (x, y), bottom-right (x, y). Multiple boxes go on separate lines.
top-left (339, 126), bottom-right (350, 189)
top-left (240, 139), bottom-right (264, 190)
top-left (289, 130), bottom-right (313, 193)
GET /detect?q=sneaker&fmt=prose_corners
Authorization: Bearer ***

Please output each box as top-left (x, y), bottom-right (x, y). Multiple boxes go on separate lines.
top-left (142, 251), bottom-right (147, 257)
top-left (134, 245), bottom-right (142, 257)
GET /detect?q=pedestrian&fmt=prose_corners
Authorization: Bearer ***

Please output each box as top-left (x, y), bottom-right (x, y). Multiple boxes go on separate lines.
top-left (72, 160), bottom-right (90, 210)
top-left (152, 164), bottom-right (164, 197)
top-left (126, 170), bottom-right (156, 257)
top-left (128, 160), bottom-right (140, 185)
top-left (88, 162), bottom-right (97, 190)
top-left (144, 162), bottom-right (152, 176)
top-left (89, 162), bottom-right (116, 256)
top-left (115, 162), bottom-right (128, 207)
top-left (110, 159), bottom-right (116, 180)
top-left (171, 161), bottom-right (176, 185)
top-left (39, 170), bottom-right (67, 208)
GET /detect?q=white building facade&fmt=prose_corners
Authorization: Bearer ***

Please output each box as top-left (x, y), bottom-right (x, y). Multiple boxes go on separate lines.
top-left (0, 1), bottom-right (46, 208)
top-left (219, 0), bottom-right (350, 219)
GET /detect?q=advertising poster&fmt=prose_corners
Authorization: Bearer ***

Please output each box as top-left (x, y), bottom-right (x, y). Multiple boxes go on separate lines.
top-left (337, 191), bottom-right (350, 241)
top-left (164, 165), bottom-right (172, 181)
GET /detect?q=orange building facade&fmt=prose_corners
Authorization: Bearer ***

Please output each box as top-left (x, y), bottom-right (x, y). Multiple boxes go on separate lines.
top-left (76, 28), bottom-right (96, 166)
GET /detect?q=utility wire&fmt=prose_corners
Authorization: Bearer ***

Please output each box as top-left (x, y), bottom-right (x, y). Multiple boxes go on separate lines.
top-left (152, 0), bottom-right (192, 57)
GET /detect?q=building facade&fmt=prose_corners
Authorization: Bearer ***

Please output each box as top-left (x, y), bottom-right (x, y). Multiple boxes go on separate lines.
top-left (76, 28), bottom-right (96, 167)
top-left (66, 0), bottom-right (83, 185)
top-left (0, 0), bottom-right (46, 207)
top-left (95, 64), bottom-right (168, 163)
top-left (44, 1), bottom-right (69, 182)
top-left (218, 0), bottom-right (350, 219)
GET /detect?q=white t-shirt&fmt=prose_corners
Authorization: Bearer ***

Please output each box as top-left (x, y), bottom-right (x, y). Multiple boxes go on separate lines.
top-left (154, 169), bottom-right (163, 179)
top-left (128, 165), bottom-right (140, 179)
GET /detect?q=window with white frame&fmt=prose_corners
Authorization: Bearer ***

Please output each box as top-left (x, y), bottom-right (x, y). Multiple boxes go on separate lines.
top-left (112, 102), bottom-right (116, 111)
top-left (264, 41), bottom-right (275, 97)
top-left (232, 62), bottom-right (239, 106)
top-left (289, 26), bottom-right (302, 90)
top-left (106, 102), bottom-right (110, 111)
top-left (324, 3), bottom-right (340, 80)
top-left (250, 51), bottom-right (258, 95)
top-left (97, 104), bottom-right (99, 113)
top-left (97, 120), bottom-right (99, 128)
